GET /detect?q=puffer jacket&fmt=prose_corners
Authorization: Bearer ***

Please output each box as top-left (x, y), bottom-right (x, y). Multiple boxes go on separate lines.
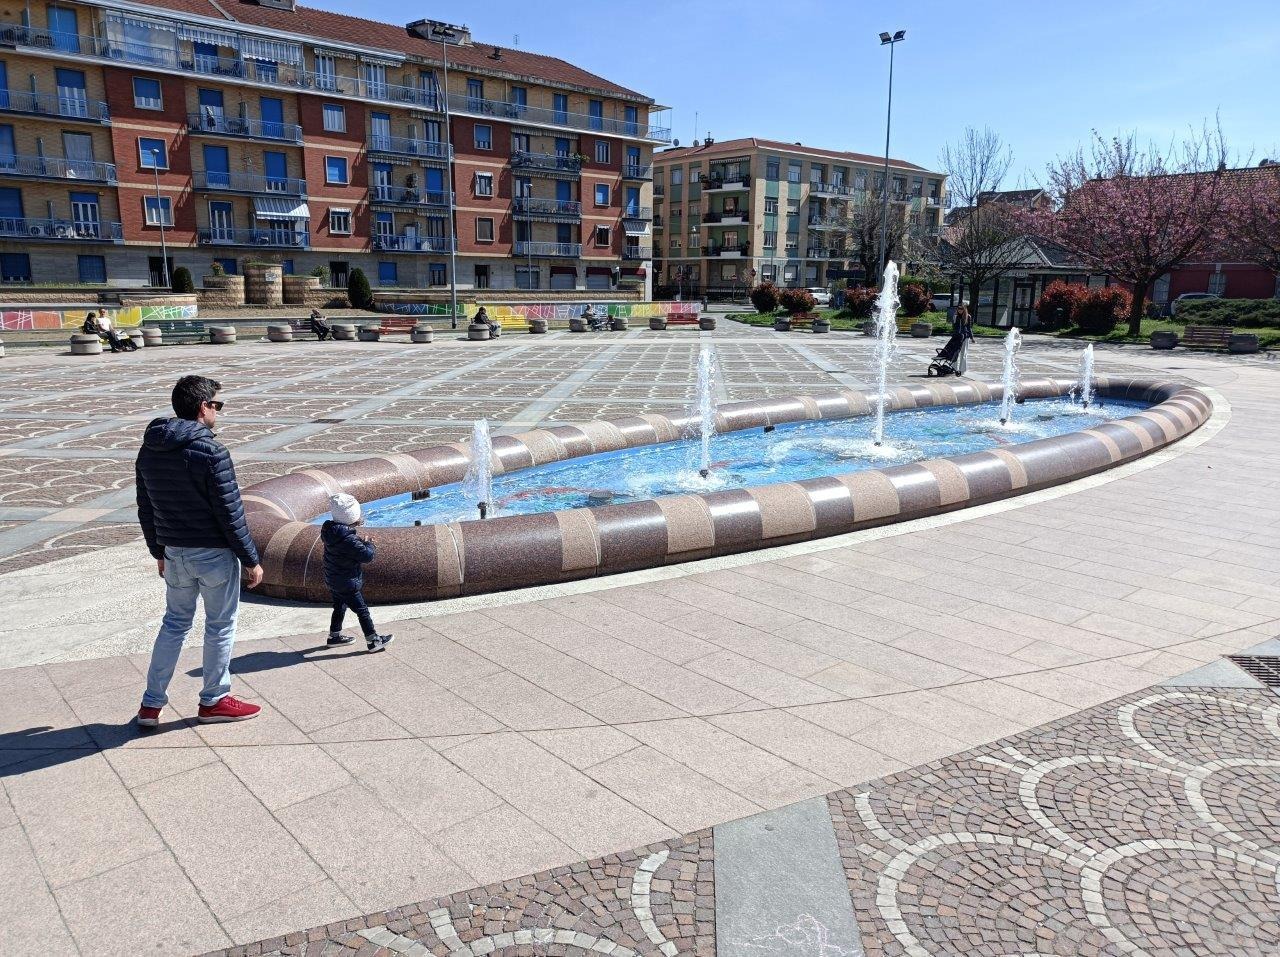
top-left (135, 418), bottom-right (260, 566)
top-left (321, 520), bottom-right (376, 593)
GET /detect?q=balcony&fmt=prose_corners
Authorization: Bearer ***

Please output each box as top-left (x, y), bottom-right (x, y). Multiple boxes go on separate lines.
top-left (193, 171), bottom-right (306, 196)
top-left (703, 210), bottom-right (747, 226)
top-left (623, 206), bottom-right (652, 220)
top-left (510, 151), bottom-right (582, 178)
top-left (807, 218), bottom-right (840, 231)
top-left (187, 112), bottom-right (302, 145)
top-left (809, 181), bottom-right (858, 198)
top-left (653, 185), bottom-right (665, 198)
top-left (197, 227), bottom-right (308, 249)
top-left (0, 154), bottom-right (116, 184)
top-left (446, 92), bottom-right (669, 143)
top-left (623, 246), bottom-right (652, 260)
top-left (514, 241), bottom-right (581, 258)
top-left (513, 197), bottom-right (581, 220)
top-left (0, 216), bottom-right (122, 242)
top-left (373, 234), bottom-right (455, 252)
top-left (622, 163), bottom-right (652, 180)
top-left (0, 89), bottom-right (109, 123)
top-left (369, 185), bottom-right (452, 208)
top-left (367, 135), bottom-right (451, 162)
top-left (805, 248), bottom-right (847, 259)
top-left (707, 243), bottom-right (749, 257)
top-left (701, 173), bottom-right (750, 192)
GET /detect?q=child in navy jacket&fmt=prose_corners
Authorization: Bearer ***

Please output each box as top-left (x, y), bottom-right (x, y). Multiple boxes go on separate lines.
top-left (321, 493), bottom-right (393, 651)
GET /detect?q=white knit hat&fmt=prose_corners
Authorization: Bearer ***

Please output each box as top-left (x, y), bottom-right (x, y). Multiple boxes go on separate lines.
top-left (329, 493), bottom-right (362, 525)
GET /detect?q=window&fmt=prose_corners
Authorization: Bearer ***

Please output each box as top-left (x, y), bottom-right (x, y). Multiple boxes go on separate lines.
top-left (624, 105), bottom-right (638, 132)
top-left (511, 132), bottom-right (529, 154)
top-left (720, 264), bottom-right (736, 281)
top-left (476, 217), bottom-right (494, 242)
top-left (670, 168), bottom-right (683, 186)
top-left (595, 184), bottom-right (609, 206)
top-left (214, 257), bottom-right (237, 276)
top-left (378, 261), bottom-right (397, 286)
top-left (473, 124), bottom-right (491, 150)
top-left (786, 200), bottom-right (799, 215)
top-left (132, 77), bottom-right (162, 110)
top-left (325, 156), bottom-right (348, 184)
top-left (1208, 271), bottom-right (1227, 295)
top-left (280, 260), bottom-right (294, 275)
top-left (516, 265), bottom-right (539, 290)
top-left (322, 104), bottom-right (345, 132)
top-left (761, 264), bottom-right (776, 282)
top-left (509, 85), bottom-right (526, 111)
top-left (670, 237), bottom-right (681, 251)
top-left (787, 162), bottom-right (802, 183)
top-left (474, 172), bottom-right (493, 197)
top-left (765, 158), bottom-right (782, 181)
top-left (553, 94), bottom-right (568, 123)
top-left (763, 231), bottom-right (777, 248)
top-left (429, 262), bottom-right (447, 286)
top-left (144, 196), bottom-right (172, 226)
top-left (362, 62), bottom-right (387, 99)
top-left (77, 255), bottom-right (106, 283)
top-left (594, 226), bottom-right (610, 247)
top-left (764, 198), bottom-right (778, 215)
top-left (466, 78), bottom-right (484, 107)
top-left (589, 99), bottom-right (603, 130)
top-left (0, 252), bottom-right (31, 282)
top-left (139, 138), bottom-right (167, 169)
top-left (474, 264), bottom-right (490, 289)
top-left (595, 140), bottom-right (610, 164)
top-left (329, 208), bottom-right (351, 234)
top-left (785, 234), bottom-right (799, 251)
top-left (314, 53), bottom-right (336, 91)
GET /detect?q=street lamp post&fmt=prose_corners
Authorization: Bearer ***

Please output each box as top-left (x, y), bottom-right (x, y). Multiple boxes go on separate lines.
top-left (877, 29), bottom-right (905, 285)
top-left (150, 148), bottom-right (169, 289)
top-left (430, 27), bottom-right (461, 328)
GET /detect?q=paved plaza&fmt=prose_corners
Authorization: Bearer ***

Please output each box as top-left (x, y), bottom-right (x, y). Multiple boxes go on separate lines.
top-left (1, 324), bottom-right (1279, 956)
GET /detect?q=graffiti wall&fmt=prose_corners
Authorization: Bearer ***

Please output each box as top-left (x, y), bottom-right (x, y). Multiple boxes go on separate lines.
top-left (378, 300), bottom-right (701, 320)
top-left (0, 304), bottom-right (199, 332)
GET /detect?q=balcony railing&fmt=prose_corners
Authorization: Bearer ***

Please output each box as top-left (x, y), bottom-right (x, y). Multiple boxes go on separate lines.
top-left (193, 170), bottom-right (306, 195)
top-left (367, 134), bottom-right (451, 161)
top-left (197, 227), bottom-right (308, 248)
top-left (514, 241), bottom-right (581, 258)
top-left (0, 88), bottom-right (109, 122)
top-left (701, 173), bottom-right (751, 191)
top-left (707, 243), bottom-right (749, 256)
top-left (0, 153), bottom-right (116, 183)
top-left (805, 248), bottom-right (847, 259)
top-left (623, 206), bottom-right (652, 220)
top-left (807, 218), bottom-right (841, 230)
top-left (623, 246), bottom-right (652, 260)
top-left (809, 181), bottom-right (859, 197)
top-left (703, 210), bottom-right (747, 225)
top-left (513, 197), bottom-right (582, 218)
top-left (369, 185), bottom-right (451, 207)
top-left (622, 163), bottom-right (652, 180)
top-left (510, 151), bottom-right (582, 176)
top-left (0, 216), bottom-right (122, 242)
top-left (373, 234), bottom-right (455, 252)
top-left (0, 21), bottom-right (673, 142)
top-left (187, 112), bottom-right (302, 144)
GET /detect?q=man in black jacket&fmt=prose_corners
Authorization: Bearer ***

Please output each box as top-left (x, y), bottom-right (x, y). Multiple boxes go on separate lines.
top-left (135, 375), bottom-right (265, 727)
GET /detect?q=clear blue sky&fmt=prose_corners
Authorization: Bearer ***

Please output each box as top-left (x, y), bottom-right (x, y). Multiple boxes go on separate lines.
top-left (311, 0), bottom-right (1279, 185)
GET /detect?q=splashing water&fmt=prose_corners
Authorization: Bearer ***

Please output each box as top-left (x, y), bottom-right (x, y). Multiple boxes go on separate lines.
top-left (871, 260), bottom-right (900, 447)
top-left (463, 418), bottom-right (494, 518)
top-left (998, 327), bottom-right (1022, 425)
top-left (1077, 342), bottom-right (1095, 408)
top-left (736, 915), bottom-right (861, 956)
top-left (695, 346), bottom-right (718, 476)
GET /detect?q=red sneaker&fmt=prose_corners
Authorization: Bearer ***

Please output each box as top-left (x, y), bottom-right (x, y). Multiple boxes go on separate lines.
top-left (197, 695), bottom-right (261, 723)
top-left (136, 705), bottom-right (162, 728)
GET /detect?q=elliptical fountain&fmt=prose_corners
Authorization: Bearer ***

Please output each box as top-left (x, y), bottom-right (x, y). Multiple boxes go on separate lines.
top-left (695, 346), bottom-right (717, 477)
top-left (998, 327), bottom-right (1022, 425)
top-left (871, 261), bottom-right (900, 447)
top-left (463, 418), bottom-right (494, 518)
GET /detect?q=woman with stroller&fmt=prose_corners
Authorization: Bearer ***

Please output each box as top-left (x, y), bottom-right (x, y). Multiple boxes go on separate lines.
top-left (928, 304), bottom-right (974, 377)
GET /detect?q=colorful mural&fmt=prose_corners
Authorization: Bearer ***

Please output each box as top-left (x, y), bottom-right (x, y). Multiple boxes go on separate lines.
top-left (0, 304), bottom-right (198, 332)
top-left (378, 301), bottom-right (702, 321)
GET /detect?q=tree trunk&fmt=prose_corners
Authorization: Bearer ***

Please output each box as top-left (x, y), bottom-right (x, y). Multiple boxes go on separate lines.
top-left (1128, 279), bottom-right (1149, 337)
top-left (968, 277), bottom-right (983, 323)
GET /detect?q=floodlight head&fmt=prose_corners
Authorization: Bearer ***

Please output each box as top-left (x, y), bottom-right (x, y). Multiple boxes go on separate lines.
top-left (894, 30), bottom-right (906, 40)
top-left (879, 32), bottom-right (892, 43)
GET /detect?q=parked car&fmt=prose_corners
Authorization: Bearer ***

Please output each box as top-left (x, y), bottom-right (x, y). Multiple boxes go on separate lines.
top-left (1170, 292), bottom-right (1221, 316)
top-left (931, 293), bottom-right (960, 311)
top-left (806, 287), bottom-right (832, 307)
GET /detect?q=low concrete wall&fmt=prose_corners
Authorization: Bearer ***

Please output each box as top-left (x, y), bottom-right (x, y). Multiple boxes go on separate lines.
top-left (244, 376), bottom-right (1212, 604)
top-left (0, 302), bottom-right (198, 331)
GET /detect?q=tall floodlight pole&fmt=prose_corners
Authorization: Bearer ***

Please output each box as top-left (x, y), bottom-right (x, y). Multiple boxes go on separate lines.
top-left (150, 148), bottom-right (170, 288)
top-left (877, 30), bottom-right (905, 284)
top-left (431, 26), bottom-right (461, 328)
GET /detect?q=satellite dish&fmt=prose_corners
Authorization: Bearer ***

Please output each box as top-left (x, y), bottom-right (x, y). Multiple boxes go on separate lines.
top-left (672, 138), bottom-right (680, 147)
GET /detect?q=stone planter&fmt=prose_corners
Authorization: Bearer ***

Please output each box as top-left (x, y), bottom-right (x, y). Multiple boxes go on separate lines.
top-left (910, 322), bottom-right (933, 338)
top-left (699, 316), bottom-right (717, 331)
top-left (813, 319), bottom-right (831, 334)
top-left (209, 324), bottom-right (237, 344)
top-left (357, 325), bottom-right (382, 342)
top-left (862, 320), bottom-right (877, 336)
top-left (569, 317), bottom-right (587, 333)
top-left (610, 315), bottom-right (628, 331)
top-left (332, 323), bottom-right (357, 341)
top-left (128, 330), bottom-right (146, 348)
top-left (528, 318), bottom-right (548, 334)
top-left (142, 327), bottom-right (163, 347)
top-left (243, 263), bottom-right (284, 307)
top-left (1150, 330), bottom-right (1178, 350)
top-left (282, 274), bottom-right (322, 305)
top-left (200, 274), bottom-right (245, 308)
top-left (411, 324), bottom-right (434, 344)
top-left (467, 322), bottom-right (491, 341)
top-left (70, 333), bottom-right (103, 355)
top-left (649, 316), bottom-right (667, 331)
top-left (1229, 333), bottom-right (1260, 354)
top-left (773, 317), bottom-right (791, 332)
top-left (266, 322), bottom-right (293, 343)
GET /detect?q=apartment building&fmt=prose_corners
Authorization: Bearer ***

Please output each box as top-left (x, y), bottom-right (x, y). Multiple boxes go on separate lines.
top-left (0, 0), bottom-right (665, 294)
top-left (651, 137), bottom-right (945, 297)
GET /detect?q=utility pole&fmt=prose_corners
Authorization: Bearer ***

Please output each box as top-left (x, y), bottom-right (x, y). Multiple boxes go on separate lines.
top-left (432, 26), bottom-right (461, 328)
top-left (877, 30), bottom-right (905, 284)
top-left (150, 148), bottom-right (169, 288)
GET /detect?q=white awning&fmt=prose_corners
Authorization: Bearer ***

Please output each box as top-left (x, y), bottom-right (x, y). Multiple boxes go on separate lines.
top-left (240, 36), bottom-right (302, 65)
top-left (177, 25), bottom-right (240, 49)
top-left (253, 197), bottom-right (310, 220)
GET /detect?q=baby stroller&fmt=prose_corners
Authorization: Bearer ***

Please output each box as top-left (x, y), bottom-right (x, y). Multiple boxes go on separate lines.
top-left (585, 307), bottom-right (609, 332)
top-left (927, 330), bottom-right (966, 377)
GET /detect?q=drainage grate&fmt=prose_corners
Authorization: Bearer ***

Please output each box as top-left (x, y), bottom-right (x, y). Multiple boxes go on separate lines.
top-left (1228, 656), bottom-right (1280, 687)
top-left (312, 417), bottom-right (347, 424)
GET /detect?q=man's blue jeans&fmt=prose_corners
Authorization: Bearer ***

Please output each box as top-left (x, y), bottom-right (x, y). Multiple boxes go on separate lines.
top-left (142, 546), bottom-right (241, 708)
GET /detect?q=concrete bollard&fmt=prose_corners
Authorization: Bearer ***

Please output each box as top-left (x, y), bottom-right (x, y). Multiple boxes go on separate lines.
top-left (332, 323), bottom-right (357, 341)
top-left (467, 322), bottom-right (491, 341)
top-left (70, 333), bottom-right (103, 355)
top-left (266, 323), bottom-right (294, 343)
top-left (209, 325), bottom-right (237, 344)
top-left (528, 318), bottom-right (548, 334)
top-left (357, 325), bottom-right (382, 342)
top-left (411, 324), bottom-right (434, 344)
top-left (142, 327), bottom-right (163, 347)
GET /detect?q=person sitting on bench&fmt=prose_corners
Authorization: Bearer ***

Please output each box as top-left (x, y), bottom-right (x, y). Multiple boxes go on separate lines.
top-left (84, 311), bottom-right (136, 352)
top-left (475, 306), bottom-right (500, 337)
top-left (309, 309), bottom-right (332, 341)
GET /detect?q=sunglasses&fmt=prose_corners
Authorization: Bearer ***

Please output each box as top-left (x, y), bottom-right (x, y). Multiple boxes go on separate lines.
top-left (205, 399), bottom-right (225, 411)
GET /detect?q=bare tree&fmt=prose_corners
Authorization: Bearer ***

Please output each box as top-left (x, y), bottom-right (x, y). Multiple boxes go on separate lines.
top-left (844, 193), bottom-right (909, 287)
top-left (925, 128), bottom-right (1028, 312)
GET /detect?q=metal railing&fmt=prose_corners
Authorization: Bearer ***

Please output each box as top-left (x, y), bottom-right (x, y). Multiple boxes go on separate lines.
top-left (707, 243), bottom-right (749, 256)
top-left (197, 227), bottom-right (308, 248)
top-left (653, 185), bottom-right (665, 198)
top-left (446, 92), bottom-right (669, 142)
top-left (623, 206), bottom-right (652, 220)
top-left (701, 173), bottom-right (751, 190)
top-left (372, 234), bottom-right (454, 252)
top-left (369, 185), bottom-right (451, 207)
top-left (805, 248), bottom-right (847, 259)
top-left (193, 170), bottom-right (306, 195)
top-left (0, 153), bottom-right (116, 183)
top-left (622, 163), bottom-right (652, 180)
top-left (0, 88), bottom-right (109, 122)
top-left (187, 112), bottom-right (302, 144)
top-left (511, 151), bottom-right (583, 175)
top-left (623, 246), bottom-right (652, 260)
top-left (513, 197), bottom-right (581, 217)
top-left (0, 216), bottom-right (122, 241)
top-left (809, 181), bottom-right (860, 197)
top-left (367, 134), bottom-right (451, 160)
top-left (703, 210), bottom-right (747, 224)
top-left (514, 241), bottom-right (581, 258)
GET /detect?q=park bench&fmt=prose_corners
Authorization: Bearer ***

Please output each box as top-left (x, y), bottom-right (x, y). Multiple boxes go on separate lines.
top-left (1179, 325), bottom-right (1232, 351)
top-left (146, 319), bottom-right (208, 343)
top-left (364, 316), bottom-right (419, 338)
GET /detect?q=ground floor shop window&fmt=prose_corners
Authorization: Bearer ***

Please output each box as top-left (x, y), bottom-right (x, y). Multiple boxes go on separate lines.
top-left (77, 255), bottom-right (106, 284)
top-left (0, 252), bottom-right (31, 282)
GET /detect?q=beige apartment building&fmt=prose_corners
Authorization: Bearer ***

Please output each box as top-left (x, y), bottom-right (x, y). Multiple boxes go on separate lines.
top-left (651, 137), bottom-right (945, 297)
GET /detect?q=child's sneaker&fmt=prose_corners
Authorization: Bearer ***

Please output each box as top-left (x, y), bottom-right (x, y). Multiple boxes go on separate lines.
top-left (366, 633), bottom-right (394, 652)
top-left (327, 632), bottom-right (357, 646)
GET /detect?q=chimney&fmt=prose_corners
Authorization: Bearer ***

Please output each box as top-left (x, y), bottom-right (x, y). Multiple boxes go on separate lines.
top-left (406, 19), bottom-right (473, 45)
top-left (489, 45), bottom-right (502, 60)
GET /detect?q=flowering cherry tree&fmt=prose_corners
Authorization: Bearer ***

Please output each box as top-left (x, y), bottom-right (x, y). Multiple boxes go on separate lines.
top-left (1033, 129), bottom-right (1237, 336)
top-left (1228, 163), bottom-right (1280, 277)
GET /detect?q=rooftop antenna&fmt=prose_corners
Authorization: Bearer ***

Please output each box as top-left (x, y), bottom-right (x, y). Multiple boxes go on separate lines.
top-left (693, 111), bottom-right (698, 148)
top-left (512, 33), bottom-right (519, 48)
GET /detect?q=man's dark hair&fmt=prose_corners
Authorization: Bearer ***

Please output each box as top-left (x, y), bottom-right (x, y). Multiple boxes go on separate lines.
top-left (172, 375), bottom-right (222, 420)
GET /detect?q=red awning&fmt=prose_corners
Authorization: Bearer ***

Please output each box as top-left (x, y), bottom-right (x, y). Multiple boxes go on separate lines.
top-left (550, 265), bottom-right (577, 275)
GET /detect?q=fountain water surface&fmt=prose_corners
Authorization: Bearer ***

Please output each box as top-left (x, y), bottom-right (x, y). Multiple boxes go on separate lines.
top-left (463, 418), bottom-right (494, 518)
top-left (871, 261), bottom-right (900, 447)
top-left (998, 327), bottom-right (1022, 425)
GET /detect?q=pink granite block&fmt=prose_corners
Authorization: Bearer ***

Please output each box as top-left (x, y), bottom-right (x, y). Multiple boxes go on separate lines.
top-left (702, 489), bottom-right (764, 550)
top-left (593, 500), bottom-right (670, 570)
